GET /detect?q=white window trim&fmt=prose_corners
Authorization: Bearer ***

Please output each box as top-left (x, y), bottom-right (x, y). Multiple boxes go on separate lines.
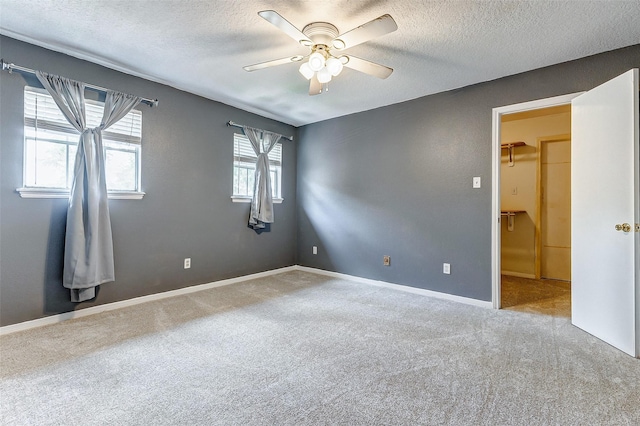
top-left (230, 195), bottom-right (283, 204)
top-left (232, 133), bottom-right (282, 200)
top-left (19, 86), bottom-right (144, 199)
top-left (17, 187), bottom-right (145, 200)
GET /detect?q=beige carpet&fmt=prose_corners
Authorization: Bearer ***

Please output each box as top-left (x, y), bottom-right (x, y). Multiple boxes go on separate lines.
top-left (1, 270), bottom-right (638, 425)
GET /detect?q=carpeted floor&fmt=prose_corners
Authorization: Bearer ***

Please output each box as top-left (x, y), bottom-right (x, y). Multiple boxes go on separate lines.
top-left (1, 270), bottom-right (638, 425)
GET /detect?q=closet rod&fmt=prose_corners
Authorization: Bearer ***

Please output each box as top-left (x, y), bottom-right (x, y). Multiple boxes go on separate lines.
top-left (1, 59), bottom-right (159, 107)
top-left (227, 120), bottom-right (294, 141)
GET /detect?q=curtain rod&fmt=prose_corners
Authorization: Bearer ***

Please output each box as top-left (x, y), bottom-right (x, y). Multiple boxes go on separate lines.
top-left (227, 120), bottom-right (293, 141)
top-left (1, 59), bottom-right (159, 107)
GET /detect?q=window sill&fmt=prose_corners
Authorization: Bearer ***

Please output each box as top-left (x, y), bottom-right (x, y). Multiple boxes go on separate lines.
top-left (231, 196), bottom-right (283, 204)
top-left (17, 188), bottom-right (145, 200)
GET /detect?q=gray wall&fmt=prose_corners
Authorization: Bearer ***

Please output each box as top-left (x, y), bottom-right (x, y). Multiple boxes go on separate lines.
top-left (2, 35), bottom-right (639, 327)
top-left (296, 44), bottom-right (640, 301)
top-left (0, 36), bottom-right (297, 326)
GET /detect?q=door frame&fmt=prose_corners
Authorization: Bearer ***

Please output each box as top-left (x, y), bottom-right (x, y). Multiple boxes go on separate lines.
top-left (491, 93), bottom-right (583, 309)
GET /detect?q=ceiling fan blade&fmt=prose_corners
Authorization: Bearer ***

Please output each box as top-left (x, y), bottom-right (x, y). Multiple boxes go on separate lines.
top-left (309, 75), bottom-right (322, 96)
top-left (243, 56), bottom-right (305, 72)
top-left (332, 14), bottom-right (397, 50)
top-left (258, 10), bottom-right (312, 45)
top-left (342, 55), bottom-right (393, 79)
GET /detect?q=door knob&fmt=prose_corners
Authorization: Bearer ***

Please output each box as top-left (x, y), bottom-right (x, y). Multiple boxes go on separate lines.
top-left (615, 223), bottom-right (631, 232)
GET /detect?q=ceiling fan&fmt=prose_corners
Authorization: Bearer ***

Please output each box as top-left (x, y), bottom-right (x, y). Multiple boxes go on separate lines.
top-left (243, 10), bottom-right (398, 96)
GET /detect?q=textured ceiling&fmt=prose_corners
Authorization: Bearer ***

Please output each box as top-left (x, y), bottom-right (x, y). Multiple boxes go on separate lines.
top-left (1, 1), bottom-right (639, 127)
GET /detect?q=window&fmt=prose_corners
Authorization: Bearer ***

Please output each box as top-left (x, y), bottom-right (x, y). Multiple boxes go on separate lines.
top-left (18, 87), bottom-right (143, 199)
top-left (232, 133), bottom-right (282, 202)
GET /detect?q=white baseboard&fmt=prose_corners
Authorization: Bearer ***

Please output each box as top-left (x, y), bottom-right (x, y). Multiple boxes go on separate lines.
top-left (1, 264), bottom-right (492, 335)
top-left (501, 271), bottom-right (536, 279)
top-left (0, 266), bottom-right (297, 336)
top-left (295, 266), bottom-right (493, 309)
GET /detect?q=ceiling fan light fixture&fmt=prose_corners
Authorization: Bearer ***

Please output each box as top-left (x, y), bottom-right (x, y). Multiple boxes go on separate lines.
top-left (308, 52), bottom-right (326, 72)
top-left (325, 57), bottom-right (343, 76)
top-left (316, 67), bottom-right (332, 83)
top-left (249, 10), bottom-right (398, 96)
top-left (299, 62), bottom-right (314, 80)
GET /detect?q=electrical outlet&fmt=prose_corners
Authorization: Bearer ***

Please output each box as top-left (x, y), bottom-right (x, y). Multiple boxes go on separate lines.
top-left (312, 246), bottom-right (317, 255)
top-left (184, 258), bottom-right (191, 269)
top-left (443, 263), bottom-right (450, 274)
top-left (383, 255), bottom-right (391, 266)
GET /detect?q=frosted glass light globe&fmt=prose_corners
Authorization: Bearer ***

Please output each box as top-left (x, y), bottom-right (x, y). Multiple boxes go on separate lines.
top-left (299, 63), bottom-right (314, 80)
top-left (317, 67), bottom-right (332, 83)
top-left (325, 57), bottom-right (343, 76)
top-left (308, 52), bottom-right (326, 72)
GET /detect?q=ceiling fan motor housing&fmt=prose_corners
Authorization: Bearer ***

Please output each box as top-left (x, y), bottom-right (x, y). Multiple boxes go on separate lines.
top-left (302, 22), bottom-right (339, 46)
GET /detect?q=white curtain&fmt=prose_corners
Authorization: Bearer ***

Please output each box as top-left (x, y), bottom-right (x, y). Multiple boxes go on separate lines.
top-left (36, 71), bottom-right (141, 302)
top-left (242, 126), bottom-right (282, 229)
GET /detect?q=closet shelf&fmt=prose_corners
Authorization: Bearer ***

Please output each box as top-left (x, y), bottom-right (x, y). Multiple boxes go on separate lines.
top-left (501, 141), bottom-right (526, 166)
top-left (501, 210), bottom-right (526, 232)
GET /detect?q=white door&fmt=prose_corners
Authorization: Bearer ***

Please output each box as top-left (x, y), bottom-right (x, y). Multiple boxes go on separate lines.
top-left (571, 69), bottom-right (639, 357)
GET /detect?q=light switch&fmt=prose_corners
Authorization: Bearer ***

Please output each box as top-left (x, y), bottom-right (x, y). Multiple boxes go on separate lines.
top-left (473, 177), bottom-right (481, 188)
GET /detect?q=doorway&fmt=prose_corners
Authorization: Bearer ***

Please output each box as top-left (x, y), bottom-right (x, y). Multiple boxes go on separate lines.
top-left (498, 106), bottom-right (572, 316)
top-left (492, 70), bottom-right (639, 357)
top-left (491, 93), bottom-right (582, 312)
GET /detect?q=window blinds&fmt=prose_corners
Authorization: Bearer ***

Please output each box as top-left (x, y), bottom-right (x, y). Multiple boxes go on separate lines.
top-left (24, 87), bottom-right (142, 144)
top-left (233, 133), bottom-right (282, 166)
